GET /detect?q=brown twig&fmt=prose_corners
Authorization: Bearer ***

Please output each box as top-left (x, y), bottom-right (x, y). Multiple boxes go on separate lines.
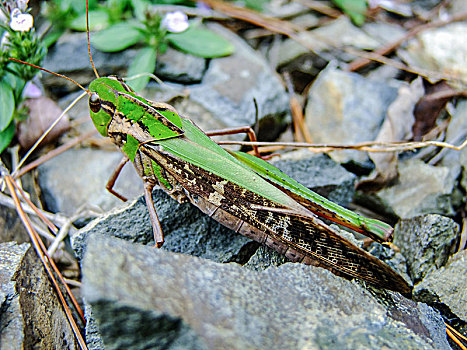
top-left (216, 138), bottom-right (467, 153)
top-left (294, 0), bottom-right (341, 18)
top-left (446, 323), bottom-right (467, 350)
top-left (283, 72), bottom-right (313, 143)
top-left (345, 48), bottom-right (467, 86)
top-left (194, 0), bottom-right (303, 35)
top-left (14, 130), bottom-right (97, 179)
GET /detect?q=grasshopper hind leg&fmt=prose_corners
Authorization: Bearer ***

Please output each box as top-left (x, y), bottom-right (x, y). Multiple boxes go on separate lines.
top-left (143, 181), bottom-right (165, 248)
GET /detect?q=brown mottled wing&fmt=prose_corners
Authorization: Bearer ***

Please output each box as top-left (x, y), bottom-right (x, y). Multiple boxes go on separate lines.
top-left (143, 147), bottom-right (411, 294)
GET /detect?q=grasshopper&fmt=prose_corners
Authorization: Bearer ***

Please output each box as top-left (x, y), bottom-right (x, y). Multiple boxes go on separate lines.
top-left (11, 3), bottom-right (411, 294)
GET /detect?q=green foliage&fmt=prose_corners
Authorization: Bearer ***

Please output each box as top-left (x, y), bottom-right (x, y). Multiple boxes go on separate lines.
top-left (332, 0), bottom-right (367, 26)
top-left (167, 25), bottom-right (234, 58)
top-left (69, 10), bottom-right (111, 31)
top-left (127, 47), bottom-right (157, 92)
top-left (0, 80), bottom-right (15, 133)
top-left (91, 21), bottom-right (144, 52)
top-left (0, 123), bottom-right (15, 154)
top-left (237, 0), bottom-right (270, 12)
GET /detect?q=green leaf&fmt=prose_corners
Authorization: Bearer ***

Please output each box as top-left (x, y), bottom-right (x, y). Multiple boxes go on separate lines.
top-left (91, 22), bottom-right (144, 52)
top-left (167, 25), bottom-right (234, 58)
top-left (68, 0), bottom-right (98, 14)
top-left (0, 81), bottom-right (15, 132)
top-left (127, 47), bottom-right (157, 92)
top-left (42, 29), bottom-right (65, 48)
top-left (131, 0), bottom-right (151, 21)
top-left (0, 122), bottom-right (15, 154)
top-left (332, 0), bottom-right (367, 26)
top-left (69, 10), bottom-right (110, 31)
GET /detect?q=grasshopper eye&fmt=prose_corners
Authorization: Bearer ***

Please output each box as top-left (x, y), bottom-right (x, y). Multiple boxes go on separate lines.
top-left (89, 93), bottom-right (101, 113)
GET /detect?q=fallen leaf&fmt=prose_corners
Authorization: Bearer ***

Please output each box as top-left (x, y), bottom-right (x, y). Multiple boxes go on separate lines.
top-left (357, 77), bottom-right (424, 191)
top-left (412, 81), bottom-right (462, 141)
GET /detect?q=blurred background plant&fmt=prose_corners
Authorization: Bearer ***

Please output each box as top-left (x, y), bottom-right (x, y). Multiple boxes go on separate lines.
top-left (0, 0), bottom-right (46, 153)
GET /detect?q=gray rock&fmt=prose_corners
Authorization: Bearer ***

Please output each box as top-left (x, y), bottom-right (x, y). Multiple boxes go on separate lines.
top-left (0, 242), bottom-right (29, 349)
top-left (449, 0), bottom-right (467, 12)
top-left (81, 234), bottom-right (449, 350)
top-left (72, 189), bottom-right (252, 262)
top-left (0, 206), bottom-right (29, 244)
top-left (394, 214), bottom-right (459, 282)
top-left (446, 101), bottom-right (467, 196)
top-left (188, 23), bottom-right (289, 132)
top-left (42, 32), bottom-right (206, 92)
top-left (38, 147), bottom-right (143, 216)
top-left (277, 16), bottom-right (384, 67)
top-left (376, 159), bottom-right (455, 218)
top-left (304, 64), bottom-right (399, 166)
top-left (0, 242), bottom-right (77, 349)
top-left (414, 250), bottom-right (467, 323)
top-left (156, 46), bottom-right (206, 84)
top-left (398, 22), bottom-right (467, 83)
top-left (42, 32), bottom-right (138, 94)
top-left (271, 151), bottom-right (356, 206)
top-left (84, 302), bottom-right (105, 350)
top-left (439, 100), bottom-right (467, 185)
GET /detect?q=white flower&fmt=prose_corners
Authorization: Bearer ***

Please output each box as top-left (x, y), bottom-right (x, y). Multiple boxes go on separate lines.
top-left (161, 11), bottom-right (189, 33)
top-left (9, 8), bottom-right (33, 32)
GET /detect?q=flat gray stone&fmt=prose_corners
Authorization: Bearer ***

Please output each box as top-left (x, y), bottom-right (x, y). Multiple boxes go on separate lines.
top-left (271, 151), bottom-right (356, 206)
top-left (81, 234), bottom-right (449, 350)
top-left (376, 159), bottom-right (455, 218)
top-left (38, 147), bottom-right (143, 216)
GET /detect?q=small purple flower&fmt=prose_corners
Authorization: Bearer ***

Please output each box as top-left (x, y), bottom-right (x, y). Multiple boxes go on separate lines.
top-left (161, 11), bottom-right (189, 33)
top-left (22, 81), bottom-right (42, 98)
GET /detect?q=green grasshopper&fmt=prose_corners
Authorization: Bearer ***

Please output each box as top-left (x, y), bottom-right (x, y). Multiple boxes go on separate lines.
top-left (11, 3), bottom-right (411, 294)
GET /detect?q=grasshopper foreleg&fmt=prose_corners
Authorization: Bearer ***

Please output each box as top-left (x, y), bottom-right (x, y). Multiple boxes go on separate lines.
top-left (106, 156), bottom-right (130, 202)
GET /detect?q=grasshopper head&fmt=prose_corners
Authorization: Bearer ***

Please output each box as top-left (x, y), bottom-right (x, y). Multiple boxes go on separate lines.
top-left (88, 77), bottom-right (129, 137)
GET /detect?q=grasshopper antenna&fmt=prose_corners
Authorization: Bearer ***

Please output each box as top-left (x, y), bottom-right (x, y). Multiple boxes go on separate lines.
top-left (86, 0), bottom-right (99, 79)
top-left (8, 58), bottom-right (90, 95)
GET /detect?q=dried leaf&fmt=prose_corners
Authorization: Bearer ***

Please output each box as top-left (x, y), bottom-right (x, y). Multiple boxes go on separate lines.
top-left (357, 77), bottom-right (424, 191)
top-left (412, 81), bottom-right (461, 141)
top-left (17, 97), bottom-right (70, 150)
